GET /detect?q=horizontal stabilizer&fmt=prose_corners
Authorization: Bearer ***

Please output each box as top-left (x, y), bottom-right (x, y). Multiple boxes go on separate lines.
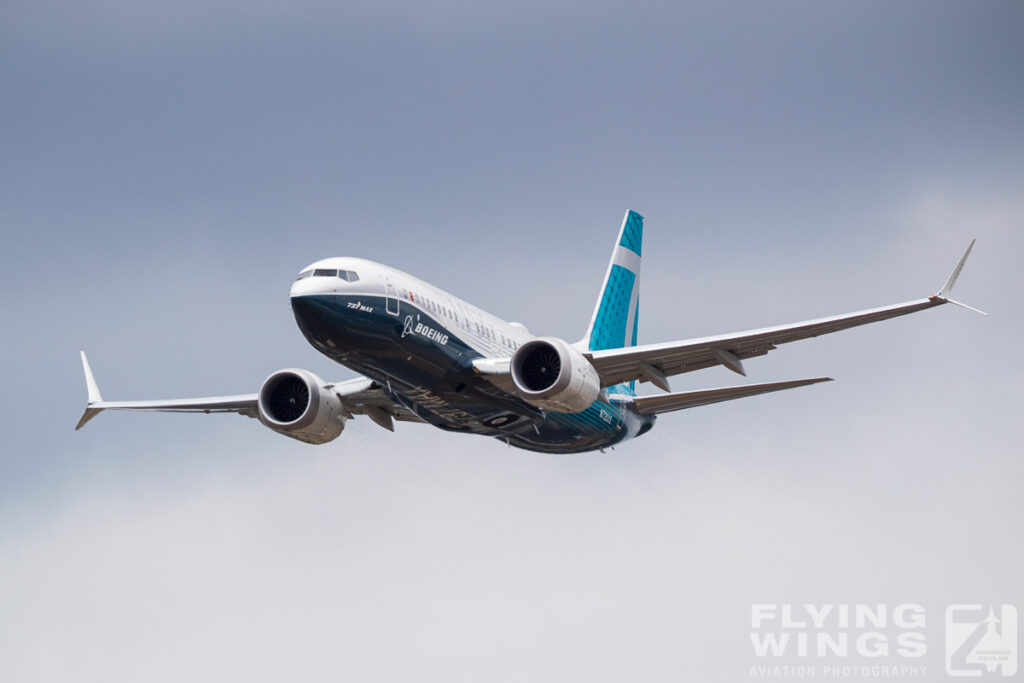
top-left (631, 377), bottom-right (832, 415)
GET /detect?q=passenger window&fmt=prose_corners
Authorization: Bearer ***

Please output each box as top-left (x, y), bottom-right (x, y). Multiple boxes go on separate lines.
top-left (313, 268), bottom-right (337, 277)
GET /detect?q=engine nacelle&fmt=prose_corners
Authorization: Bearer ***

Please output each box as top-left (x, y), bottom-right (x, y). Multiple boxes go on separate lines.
top-left (258, 369), bottom-right (345, 444)
top-left (510, 337), bottom-right (601, 413)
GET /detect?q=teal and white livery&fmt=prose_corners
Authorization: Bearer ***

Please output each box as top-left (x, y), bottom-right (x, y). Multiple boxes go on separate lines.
top-left (580, 209), bottom-right (643, 398)
top-left (76, 211), bottom-right (984, 453)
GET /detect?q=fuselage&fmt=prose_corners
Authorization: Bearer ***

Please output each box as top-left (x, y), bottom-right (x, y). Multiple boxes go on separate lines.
top-left (289, 257), bottom-right (654, 453)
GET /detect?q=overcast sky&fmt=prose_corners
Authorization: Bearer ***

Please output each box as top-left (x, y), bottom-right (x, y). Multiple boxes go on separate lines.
top-left (2, 2), bottom-right (1022, 681)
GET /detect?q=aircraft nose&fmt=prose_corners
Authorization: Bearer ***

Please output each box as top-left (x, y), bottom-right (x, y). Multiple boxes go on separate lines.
top-left (289, 291), bottom-right (335, 337)
top-left (290, 272), bottom-right (326, 298)
top-left (290, 287), bottom-right (355, 355)
top-left (289, 291), bottom-right (317, 318)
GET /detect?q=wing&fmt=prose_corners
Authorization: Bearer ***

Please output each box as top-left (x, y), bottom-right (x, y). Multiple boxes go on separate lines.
top-left (589, 297), bottom-right (946, 387)
top-left (589, 239), bottom-right (983, 390)
top-left (75, 353), bottom-right (424, 431)
top-left (474, 240), bottom-right (983, 393)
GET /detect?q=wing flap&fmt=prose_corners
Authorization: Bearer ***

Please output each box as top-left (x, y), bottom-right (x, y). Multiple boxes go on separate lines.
top-left (631, 377), bottom-right (832, 415)
top-left (330, 377), bottom-right (425, 424)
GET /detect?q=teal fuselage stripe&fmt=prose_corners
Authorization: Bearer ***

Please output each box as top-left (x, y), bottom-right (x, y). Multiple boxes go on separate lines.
top-left (549, 398), bottom-right (625, 432)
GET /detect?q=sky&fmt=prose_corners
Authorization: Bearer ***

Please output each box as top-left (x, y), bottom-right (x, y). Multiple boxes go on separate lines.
top-left (1, 2), bottom-right (1022, 681)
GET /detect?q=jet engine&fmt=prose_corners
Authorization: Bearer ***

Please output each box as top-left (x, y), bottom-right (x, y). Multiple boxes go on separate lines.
top-left (510, 337), bottom-right (601, 413)
top-left (258, 369), bottom-right (345, 444)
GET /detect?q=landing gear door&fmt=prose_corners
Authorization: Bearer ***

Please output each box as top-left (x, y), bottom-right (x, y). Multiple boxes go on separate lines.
top-left (383, 274), bottom-right (400, 316)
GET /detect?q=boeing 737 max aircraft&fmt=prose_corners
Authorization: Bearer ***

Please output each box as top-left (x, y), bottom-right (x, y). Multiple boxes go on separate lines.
top-left (76, 211), bottom-right (983, 453)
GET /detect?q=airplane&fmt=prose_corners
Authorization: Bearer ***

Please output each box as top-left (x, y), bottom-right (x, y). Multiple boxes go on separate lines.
top-left (76, 210), bottom-right (984, 454)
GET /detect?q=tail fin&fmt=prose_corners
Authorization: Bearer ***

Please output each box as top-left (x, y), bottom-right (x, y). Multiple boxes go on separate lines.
top-left (581, 209), bottom-right (643, 355)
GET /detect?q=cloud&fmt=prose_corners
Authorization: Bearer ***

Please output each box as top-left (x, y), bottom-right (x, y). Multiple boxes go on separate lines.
top-left (3, 369), bottom-right (1022, 681)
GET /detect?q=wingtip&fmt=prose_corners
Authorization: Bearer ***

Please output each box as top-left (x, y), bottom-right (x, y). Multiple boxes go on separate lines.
top-left (936, 238), bottom-right (976, 300)
top-left (75, 407), bottom-right (102, 431)
top-left (80, 351), bottom-right (103, 405)
top-left (932, 239), bottom-right (988, 317)
top-left (945, 298), bottom-right (989, 316)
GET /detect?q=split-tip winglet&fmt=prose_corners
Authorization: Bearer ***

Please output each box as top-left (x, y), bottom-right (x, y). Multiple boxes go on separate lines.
top-left (75, 351), bottom-right (105, 430)
top-left (933, 239), bottom-right (988, 316)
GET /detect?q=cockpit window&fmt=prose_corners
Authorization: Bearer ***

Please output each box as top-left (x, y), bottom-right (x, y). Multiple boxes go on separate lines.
top-left (296, 269), bottom-right (314, 280)
top-left (338, 270), bottom-right (360, 282)
top-left (313, 268), bottom-right (338, 277)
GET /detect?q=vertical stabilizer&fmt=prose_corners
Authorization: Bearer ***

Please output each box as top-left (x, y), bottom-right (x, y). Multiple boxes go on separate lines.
top-left (580, 210), bottom-right (643, 395)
